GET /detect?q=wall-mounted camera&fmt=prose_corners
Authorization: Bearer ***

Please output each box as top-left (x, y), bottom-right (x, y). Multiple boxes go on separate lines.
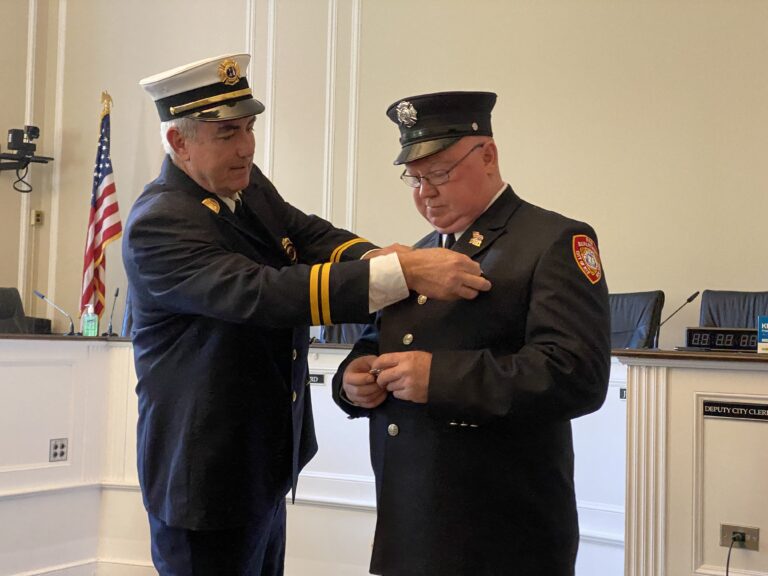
top-left (1, 125), bottom-right (54, 192)
top-left (1, 125), bottom-right (54, 169)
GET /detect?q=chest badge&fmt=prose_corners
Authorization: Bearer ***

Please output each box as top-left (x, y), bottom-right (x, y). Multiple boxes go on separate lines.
top-left (469, 231), bottom-right (484, 247)
top-left (572, 234), bottom-right (602, 284)
top-left (282, 237), bottom-right (298, 263)
top-left (201, 197), bottom-right (220, 214)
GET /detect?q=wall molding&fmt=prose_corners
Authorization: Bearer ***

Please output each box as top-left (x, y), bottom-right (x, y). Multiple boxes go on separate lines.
top-left (0, 481), bottom-right (99, 501)
top-left (344, 0), bottom-right (361, 232)
top-left (577, 499), bottom-right (625, 547)
top-left (17, 0), bottom-right (38, 304)
top-left (45, 0), bottom-right (68, 319)
top-left (695, 565), bottom-right (766, 576)
top-left (12, 559), bottom-right (96, 576)
top-left (625, 364), bottom-right (667, 576)
top-left (321, 0), bottom-right (338, 222)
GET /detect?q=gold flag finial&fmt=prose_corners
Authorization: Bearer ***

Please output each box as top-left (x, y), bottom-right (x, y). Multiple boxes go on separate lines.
top-left (101, 91), bottom-right (113, 116)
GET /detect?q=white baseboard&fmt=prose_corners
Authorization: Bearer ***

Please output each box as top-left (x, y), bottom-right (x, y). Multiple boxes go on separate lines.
top-left (8, 560), bottom-right (157, 576)
top-left (9, 560), bottom-right (97, 576)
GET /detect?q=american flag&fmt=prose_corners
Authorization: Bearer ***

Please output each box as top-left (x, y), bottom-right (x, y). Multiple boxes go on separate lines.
top-left (81, 92), bottom-right (122, 317)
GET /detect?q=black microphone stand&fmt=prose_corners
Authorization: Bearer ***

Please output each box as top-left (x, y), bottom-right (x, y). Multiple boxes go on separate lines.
top-left (33, 290), bottom-right (76, 335)
top-left (102, 288), bottom-right (120, 337)
top-left (655, 290), bottom-right (700, 347)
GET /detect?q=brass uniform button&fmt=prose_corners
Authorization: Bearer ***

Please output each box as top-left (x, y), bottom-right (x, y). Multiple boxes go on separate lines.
top-left (292, 349), bottom-right (297, 361)
top-left (402, 333), bottom-right (414, 346)
top-left (387, 423), bottom-right (399, 437)
top-left (292, 391), bottom-right (297, 402)
top-left (417, 294), bottom-right (428, 305)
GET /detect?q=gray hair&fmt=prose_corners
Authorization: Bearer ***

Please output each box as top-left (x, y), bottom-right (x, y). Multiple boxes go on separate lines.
top-left (160, 117), bottom-right (199, 158)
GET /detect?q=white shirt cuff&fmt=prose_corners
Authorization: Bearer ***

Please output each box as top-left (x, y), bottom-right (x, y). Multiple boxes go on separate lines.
top-left (368, 252), bottom-right (409, 313)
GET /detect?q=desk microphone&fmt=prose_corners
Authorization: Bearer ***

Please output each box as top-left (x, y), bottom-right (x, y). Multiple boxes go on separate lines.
top-left (102, 287), bottom-right (120, 337)
top-left (659, 290), bottom-right (700, 327)
top-left (33, 289), bottom-right (75, 335)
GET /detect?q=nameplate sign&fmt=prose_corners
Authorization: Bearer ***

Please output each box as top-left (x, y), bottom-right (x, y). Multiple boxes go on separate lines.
top-left (759, 315), bottom-right (768, 354)
top-left (308, 373), bottom-right (325, 385)
top-left (703, 400), bottom-right (768, 422)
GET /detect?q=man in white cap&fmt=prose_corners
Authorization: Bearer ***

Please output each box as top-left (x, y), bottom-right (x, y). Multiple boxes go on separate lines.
top-left (123, 56), bottom-right (490, 575)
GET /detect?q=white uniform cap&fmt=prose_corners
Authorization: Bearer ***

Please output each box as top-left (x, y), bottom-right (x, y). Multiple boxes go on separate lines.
top-left (139, 53), bottom-right (264, 122)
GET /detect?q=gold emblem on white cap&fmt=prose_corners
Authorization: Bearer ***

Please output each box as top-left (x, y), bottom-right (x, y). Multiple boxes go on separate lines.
top-left (395, 101), bottom-right (418, 127)
top-left (218, 58), bottom-right (241, 86)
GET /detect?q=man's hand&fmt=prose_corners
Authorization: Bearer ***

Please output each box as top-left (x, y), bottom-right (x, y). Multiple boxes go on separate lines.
top-left (362, 243), bottom-right (413, 260)
top-left (373, 351), bottom-right (432, 404)
top-left (399, 248), bottom-right (491, 301)
top-left (342, 355), bottom-right (387, 409)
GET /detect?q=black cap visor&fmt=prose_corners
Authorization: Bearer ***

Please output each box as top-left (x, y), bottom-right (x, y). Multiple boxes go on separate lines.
top-left (192, 97), bottom-right (265, 122)
top-left (394, 136), bottom-right (461, 165)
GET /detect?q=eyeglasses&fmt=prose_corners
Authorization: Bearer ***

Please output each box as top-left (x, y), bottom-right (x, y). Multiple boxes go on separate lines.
top-left (400, 143), bottom-right (485, 188)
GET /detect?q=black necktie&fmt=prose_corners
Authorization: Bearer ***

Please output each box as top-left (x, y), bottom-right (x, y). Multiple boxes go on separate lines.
top-left (443, 234), bottom-right (455, 249)
top-left (231, 199), bottom-right (287, 265)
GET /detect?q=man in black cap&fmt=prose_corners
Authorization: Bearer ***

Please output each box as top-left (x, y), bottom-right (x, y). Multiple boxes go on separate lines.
top-left (123, 57), bottom-right (490, 576)
top-left (333, 91), bottom-right (611, 575)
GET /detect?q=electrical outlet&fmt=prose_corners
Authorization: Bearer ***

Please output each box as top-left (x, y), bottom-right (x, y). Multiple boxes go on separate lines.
top-left (49, 438), bottom-right (68, 462)
top-left (30, 209), bottom-right (43, 227)
top-left (720, 523), bottom-right (759, 551)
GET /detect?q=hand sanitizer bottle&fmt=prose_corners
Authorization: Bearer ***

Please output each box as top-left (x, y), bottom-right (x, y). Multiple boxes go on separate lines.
top-left (82, 304), bottom-right (99, 337)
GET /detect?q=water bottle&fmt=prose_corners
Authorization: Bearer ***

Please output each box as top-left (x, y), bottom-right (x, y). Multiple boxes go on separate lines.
top-left (82, 304), bottom-right (99, 337)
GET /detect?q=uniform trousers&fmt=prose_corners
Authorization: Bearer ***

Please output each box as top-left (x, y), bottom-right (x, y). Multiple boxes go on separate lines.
top-left (148, 499), bottom-right (286, 576)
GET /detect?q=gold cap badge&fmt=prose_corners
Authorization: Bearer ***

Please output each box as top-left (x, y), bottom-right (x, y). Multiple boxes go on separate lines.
top-left (218, 58), bottom-right (241, 86)
top-left (201, 197), bottom-right (220, 214)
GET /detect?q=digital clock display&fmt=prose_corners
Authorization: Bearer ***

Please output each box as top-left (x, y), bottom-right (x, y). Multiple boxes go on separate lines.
top-left (685, 327), bottom-right (758, 351)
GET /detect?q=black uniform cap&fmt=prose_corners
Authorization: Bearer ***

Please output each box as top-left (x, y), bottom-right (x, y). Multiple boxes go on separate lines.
top-left (386, 91), bottom-right (497, 165)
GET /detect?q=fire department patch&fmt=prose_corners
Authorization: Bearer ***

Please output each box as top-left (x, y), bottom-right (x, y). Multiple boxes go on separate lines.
top-left (572, 234), bottom-right (602, 284)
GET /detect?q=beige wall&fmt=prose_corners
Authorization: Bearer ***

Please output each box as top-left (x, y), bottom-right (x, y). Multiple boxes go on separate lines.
top-left (4, 0), bottom-right (767, 347)
top-left (0, 0), bottom-right (28, 289)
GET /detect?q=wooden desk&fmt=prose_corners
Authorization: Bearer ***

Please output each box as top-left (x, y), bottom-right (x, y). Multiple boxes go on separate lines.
top-left (615, 350), bottom-right (768, 576)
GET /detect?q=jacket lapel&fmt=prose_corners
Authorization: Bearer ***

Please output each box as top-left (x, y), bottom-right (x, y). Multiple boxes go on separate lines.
top-left (161, 157), bottom-right (291, 265)
top-left (452, 186), bottom-right (521, 260)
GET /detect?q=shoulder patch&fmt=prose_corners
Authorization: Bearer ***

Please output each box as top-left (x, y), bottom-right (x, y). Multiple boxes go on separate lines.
top-left (201, 197), bottom-right (220, 214)
top-left (572, 234), bottom-right (602, 284)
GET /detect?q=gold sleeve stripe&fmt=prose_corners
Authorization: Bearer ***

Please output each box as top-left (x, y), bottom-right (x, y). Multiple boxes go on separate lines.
top-left (309, 264), bottom-right (321, 325)
top-left (320, 262), bottom-right (332, 325)
top-left (330, 237), bottom-right (369, 263)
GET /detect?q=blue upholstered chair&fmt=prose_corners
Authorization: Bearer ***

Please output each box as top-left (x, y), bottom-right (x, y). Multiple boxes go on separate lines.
top-left (699, 290), bottom-right (768, 329)
top-left (609, 291), bottom-right (665, 349)
top-left (0, 287), bottom-right (28, 334)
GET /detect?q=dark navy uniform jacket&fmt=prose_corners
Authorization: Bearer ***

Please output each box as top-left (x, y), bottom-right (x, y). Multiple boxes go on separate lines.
top-left (333, 187), bottom-right (611, 576)
top-left (123, 157), bottom-right (376, 530)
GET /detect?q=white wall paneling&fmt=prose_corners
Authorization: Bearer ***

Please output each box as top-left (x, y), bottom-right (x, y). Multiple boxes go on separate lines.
top-left (0, 341), bottom-right (632, 575)
top-left (621, 353), bottom-right (768, 576)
